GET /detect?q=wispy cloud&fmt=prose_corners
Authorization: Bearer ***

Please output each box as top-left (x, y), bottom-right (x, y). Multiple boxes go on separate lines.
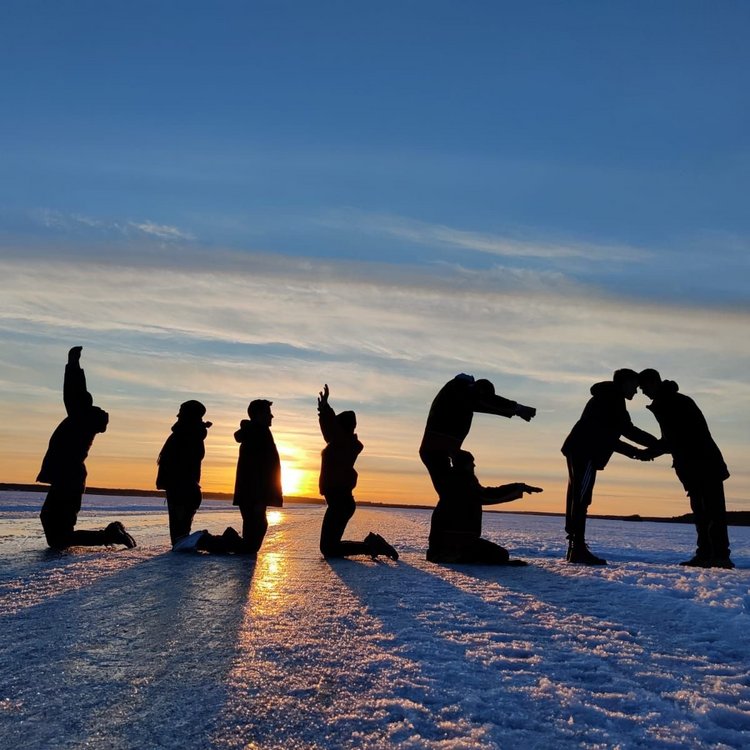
top-left (317, 209), bottom-right (650, 262)
top-left (29, 208), bottom-right (195, 242)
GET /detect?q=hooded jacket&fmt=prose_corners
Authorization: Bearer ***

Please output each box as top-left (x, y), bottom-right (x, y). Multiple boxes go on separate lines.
top-left (156, 418), bottom-right (210, 490)
top-left (233, 420), bottom-right (283, 507)
top-left (647, 380), bottom-right (729, 486)
top-left (562, 381), bottom-right (657, 470)
top-left (37, 362), bottom-right (108, 488)
top-left (318, 401), bottom-right (363, 495)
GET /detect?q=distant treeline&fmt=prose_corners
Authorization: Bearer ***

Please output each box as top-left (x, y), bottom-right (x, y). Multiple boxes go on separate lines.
top-left (2, 483), bottom-right (749, 526)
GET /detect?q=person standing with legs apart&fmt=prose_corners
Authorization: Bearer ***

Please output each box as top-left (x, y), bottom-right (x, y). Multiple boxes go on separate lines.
top-left (156, 400), bottom-right (244, 553)
top-left (562, 368), bottom-right (658, 565)
top-left (37, 346), bottom-right (135, 550)
top-left (233, 399), bottom-right (283, 555)
top-left (317, 384), bottom-right (398, 560)
top-left (638, 369), bottom-right (734, 569)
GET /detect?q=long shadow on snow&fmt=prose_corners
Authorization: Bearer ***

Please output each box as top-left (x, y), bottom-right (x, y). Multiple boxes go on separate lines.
top-left (331, 559), bottom-right (623, 748)
top-left (0, 551), bottom-right (256, 750)
top-left (437, 562), bottom-right (750, 746)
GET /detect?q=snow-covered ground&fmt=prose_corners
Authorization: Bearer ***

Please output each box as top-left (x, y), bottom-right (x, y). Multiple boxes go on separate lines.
top-left (1, 491), bottom-right (749, 750)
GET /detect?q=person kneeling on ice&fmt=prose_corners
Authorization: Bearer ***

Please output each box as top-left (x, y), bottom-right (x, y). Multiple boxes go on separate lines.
top-left (317, 384), bottom-right (398, 560)
top-left (427, 450), bottom-right (542, 565)
top-left (156, 400), bottom-right (244, 554)
top-left (37, 346), bottom-right (135, 550)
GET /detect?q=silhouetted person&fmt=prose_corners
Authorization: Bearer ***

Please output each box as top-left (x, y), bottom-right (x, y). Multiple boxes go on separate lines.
top-left (233, 399), bottom-right (283, 555)
top-left (156, 400), bottom-right (244, 553)
top-left (427, 450), bottom-right (542, 565)
top-left (37, 346), bottom-right (135, 550)
top-left (562, 368), bottom-right (658, 565)
top-left (420, 374), bottom-right (536, 499)
top-left (639, 369), bottom-right (734, 569)
top-left (317, 384), bottom-right (398, 560)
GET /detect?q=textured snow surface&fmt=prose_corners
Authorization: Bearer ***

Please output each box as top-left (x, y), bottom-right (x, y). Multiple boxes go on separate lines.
top-left (1, 491), bottom-right (749, 750)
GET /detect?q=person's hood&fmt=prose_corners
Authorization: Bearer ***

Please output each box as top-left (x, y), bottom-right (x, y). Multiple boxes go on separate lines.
top-left (234, 419), bottom-right (265, 443)
top-left (590, 381), bottom-right (619, 398)
top-left (654, 380), bottom-right (680, 398)
top-left (171, 417), bottom-right (211, 437)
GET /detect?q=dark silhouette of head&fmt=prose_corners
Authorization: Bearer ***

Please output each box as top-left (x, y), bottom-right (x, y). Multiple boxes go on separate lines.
top-left (613, 368), bottom-right (639, 400)
top-left (337, 410), bottom-right (357, 433)
top-left (638, 368), bottom-right (663, 399)
top-left (248, 399), bottom-right (273, 425)
top-left (452, 449), bottom-right (476, 472)
top-left (91, 406), bottom-right (109, 434)
top-left (178, 400), bottom-right (207, 420)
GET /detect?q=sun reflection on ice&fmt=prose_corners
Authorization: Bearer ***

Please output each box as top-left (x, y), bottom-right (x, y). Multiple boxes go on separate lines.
top-left (249, 552), bottom-right (287, 616)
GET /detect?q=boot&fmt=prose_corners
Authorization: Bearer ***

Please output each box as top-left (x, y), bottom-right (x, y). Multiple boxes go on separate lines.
top-left (105, 521), bottom-right (137, 549)
top-left (365, 532), bottom-right (399, 561)
top-left (567, 541), bottom-right (607, 565)
top-left (679, 554), bottom-right (709, 567)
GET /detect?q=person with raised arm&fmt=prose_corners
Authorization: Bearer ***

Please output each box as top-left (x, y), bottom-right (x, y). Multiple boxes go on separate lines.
top-left (37, 346), bottom-right (135, 549)
top-left (427, 450), bottom-right (542, 565)
top-left (317, 384), bottom-right (397, 560)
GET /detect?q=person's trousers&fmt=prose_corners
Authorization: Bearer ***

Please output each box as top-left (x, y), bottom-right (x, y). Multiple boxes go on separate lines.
top-left (165, 484), bottom-right (202, 545)
top-left (239, 503), bottom-right (269, 554)
top-left (428, 533), bottom-right (510, 564)
top-left (40, 485), bottom-right (109, 549)
top-left (683, 475), bottom-right (731, 560)
top-left (320, 492), bottom-right (370, 557)
top-left (564, 456), bottom-right (597, 543)
top-left (419, 449), bottom-right (452, 497)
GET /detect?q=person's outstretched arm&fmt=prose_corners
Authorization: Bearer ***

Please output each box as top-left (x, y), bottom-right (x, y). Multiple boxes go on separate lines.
top-left (475, 394), bottom-right (536, 422)
top-left (481, 483), bottom-right (543, 505)
top-left (622, 422), bottom-right (659, 448)
top-left (63, 346), bottom-right (91, 415)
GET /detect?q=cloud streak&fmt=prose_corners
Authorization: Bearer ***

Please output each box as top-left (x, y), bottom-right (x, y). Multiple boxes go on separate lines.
top-left (317, 210), bottom-right (650, 262)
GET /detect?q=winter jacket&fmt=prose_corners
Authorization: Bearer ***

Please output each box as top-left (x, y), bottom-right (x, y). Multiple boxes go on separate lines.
top-left (233, 420), bottom-right (283, 507)
top-left (37, 362), bottom-right (108, 488)
top-left (318, 401), bottom-right (363, 496)
top-left (647, 380), bottom-right (729, 486)
top-left (156, 418), bottom-right (210, 491)
top-left (562, 381), bottom-right (657, 470)
top-left (422, 374), bottom-right (517, 449)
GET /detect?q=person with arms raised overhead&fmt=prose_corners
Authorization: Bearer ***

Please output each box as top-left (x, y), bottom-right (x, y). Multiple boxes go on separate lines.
top-left (317, 384), bottom-right (398, 561)
top-left (427, 450), bottom-right (542, 565)
top-left (562, 368), bottom-right (658, 565)
top-left (37, 346), bottom-right (135, 550)
top-left (638, 369), bottom-right (734, 569)
top-left (233, 399), bottom-right (283, 555)
top-left (156, 400), bottom-right (244, 554)
top-left (419, 373), bottom-right (536, 501)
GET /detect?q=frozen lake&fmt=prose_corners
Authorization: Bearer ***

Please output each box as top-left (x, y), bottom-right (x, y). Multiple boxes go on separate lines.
top-left (1, 491), bottom-right (749, 749)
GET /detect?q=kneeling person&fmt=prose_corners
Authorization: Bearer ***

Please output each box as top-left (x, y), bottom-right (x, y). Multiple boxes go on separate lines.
top-left (428, 450), bottom-right (541, 565)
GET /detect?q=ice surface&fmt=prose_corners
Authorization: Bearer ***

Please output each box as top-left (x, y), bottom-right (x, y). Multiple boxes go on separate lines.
top-left (1, 491), bottom-right (749, 749)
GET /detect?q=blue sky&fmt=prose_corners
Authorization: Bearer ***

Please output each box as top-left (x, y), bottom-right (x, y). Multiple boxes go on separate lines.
top-left (0, 2), bottom-right (748, 514)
